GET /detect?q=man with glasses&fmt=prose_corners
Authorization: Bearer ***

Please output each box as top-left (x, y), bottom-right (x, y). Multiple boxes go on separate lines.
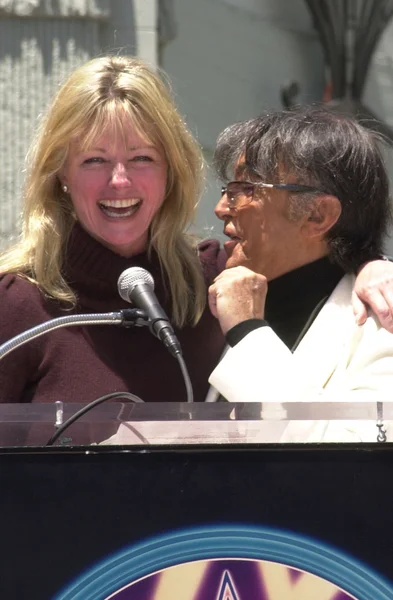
top-left (207, 106), bottom-right (393, 440)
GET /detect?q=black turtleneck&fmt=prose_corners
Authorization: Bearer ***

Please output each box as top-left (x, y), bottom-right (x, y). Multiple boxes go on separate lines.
top-left (226, 257), bottom-right (345, 350)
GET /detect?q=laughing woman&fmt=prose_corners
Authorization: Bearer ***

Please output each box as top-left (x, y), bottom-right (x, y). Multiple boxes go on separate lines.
top-left (0, 56), bottom-right (225, 403)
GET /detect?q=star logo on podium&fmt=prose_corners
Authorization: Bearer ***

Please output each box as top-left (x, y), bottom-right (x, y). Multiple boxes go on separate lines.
top-left (217, 570), bottom-right (240, 600)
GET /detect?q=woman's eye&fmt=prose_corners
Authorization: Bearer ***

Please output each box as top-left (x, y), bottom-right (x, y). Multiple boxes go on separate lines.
top-left (132, 155), bottom-right (153, 163)
top-left (83, 157), bottom-right (105, 165)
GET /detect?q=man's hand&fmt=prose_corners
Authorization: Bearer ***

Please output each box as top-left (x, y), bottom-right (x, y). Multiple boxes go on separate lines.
top-left (353, 259), bottom-right (393, 332)
top-left (208, 266), bottom-right (268, 335)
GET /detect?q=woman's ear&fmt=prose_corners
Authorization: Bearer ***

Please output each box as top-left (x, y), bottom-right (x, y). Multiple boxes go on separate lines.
top-left (304, 195), bottom-right (342, 239)
top-left (57, 164), bottom-right (68, 185)
top-left (57, 173), bottom-right (65, 187)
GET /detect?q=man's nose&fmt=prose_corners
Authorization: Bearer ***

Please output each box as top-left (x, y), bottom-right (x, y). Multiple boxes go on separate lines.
top-left (110, 163), bottom-right (131, 186)
top-left (215, 193), bottom-right (232, 220)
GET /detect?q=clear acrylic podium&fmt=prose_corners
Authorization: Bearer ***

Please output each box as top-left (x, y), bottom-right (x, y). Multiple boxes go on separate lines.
top-left (0, 402), bottom-right (392, 600)
top-left (0, 401), bottom-right (391, 446)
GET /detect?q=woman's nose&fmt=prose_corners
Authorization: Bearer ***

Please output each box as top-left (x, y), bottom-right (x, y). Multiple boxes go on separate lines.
top-left (110, 163), bottom-right (131, 187)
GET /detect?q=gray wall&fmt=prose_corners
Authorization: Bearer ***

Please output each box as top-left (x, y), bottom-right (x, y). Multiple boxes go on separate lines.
top-left (364, 17), bottom-right (393, 254)
top-left (161, 0), bottom-right (324, 240)
top-left (161, 0), bottom-right (393, 254)
top-left (0, 0), bottom-right (136, 248)
top-left (2, 0), bottom-right (393, 252)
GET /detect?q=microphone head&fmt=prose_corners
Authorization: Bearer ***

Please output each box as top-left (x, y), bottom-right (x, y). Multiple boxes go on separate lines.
top-left (118, 267), bottom-right (154, 303)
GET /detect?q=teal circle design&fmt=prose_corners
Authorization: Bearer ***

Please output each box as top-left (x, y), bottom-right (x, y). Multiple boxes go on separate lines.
top-left (55, 524), bottom-right (393, 600)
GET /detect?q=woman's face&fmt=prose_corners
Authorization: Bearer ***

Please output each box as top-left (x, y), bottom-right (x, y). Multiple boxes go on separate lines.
top-left (60, 122), bottom-right (168, 256)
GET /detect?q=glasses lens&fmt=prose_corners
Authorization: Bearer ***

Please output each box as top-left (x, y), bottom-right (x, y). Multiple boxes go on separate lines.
top-left (225, 182), bottom-right (255, 207)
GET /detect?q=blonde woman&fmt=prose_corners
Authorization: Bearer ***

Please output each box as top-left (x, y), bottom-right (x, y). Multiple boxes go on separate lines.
top-left (0, 56), bottom-right (225, 403)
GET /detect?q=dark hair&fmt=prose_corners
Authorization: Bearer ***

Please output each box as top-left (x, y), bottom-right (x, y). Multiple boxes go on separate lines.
top-left (214, 105), bottom-right (392, 271)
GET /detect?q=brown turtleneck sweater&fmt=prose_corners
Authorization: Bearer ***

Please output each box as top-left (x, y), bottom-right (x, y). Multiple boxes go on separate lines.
top-left (0, 224), bottom-right (226, 404)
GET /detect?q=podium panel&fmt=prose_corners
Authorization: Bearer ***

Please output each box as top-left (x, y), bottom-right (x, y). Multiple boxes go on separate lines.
top-left (0, 443), bottom-right (392, 599)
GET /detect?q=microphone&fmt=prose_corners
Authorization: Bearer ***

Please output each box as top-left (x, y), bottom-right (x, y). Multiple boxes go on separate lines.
top-left (118, 267), bottom-right (182, 357)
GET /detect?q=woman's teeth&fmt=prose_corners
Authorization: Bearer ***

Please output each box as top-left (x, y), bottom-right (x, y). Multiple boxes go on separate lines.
top-left (99, 199), bottom-right (141, 218)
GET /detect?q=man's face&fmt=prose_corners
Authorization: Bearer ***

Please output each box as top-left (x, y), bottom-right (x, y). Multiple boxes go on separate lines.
top-left (215, 164), bottom-right (310, 281)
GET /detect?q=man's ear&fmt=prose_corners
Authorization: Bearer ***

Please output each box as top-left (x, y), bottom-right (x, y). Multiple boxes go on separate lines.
top-left (304, 195), bottom-right (341, 239)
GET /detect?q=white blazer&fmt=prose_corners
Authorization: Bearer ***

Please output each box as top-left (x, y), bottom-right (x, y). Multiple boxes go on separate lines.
top-left (208, 275), bottom-right (393, 442)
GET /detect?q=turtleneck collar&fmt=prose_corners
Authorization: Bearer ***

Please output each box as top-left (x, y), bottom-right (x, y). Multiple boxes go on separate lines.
top-left (265, 256), bottom-right (345, 348)
top-left (63, 222), bottom-right (166, 311)
top-left (265, 257), bottom-right (344, 317)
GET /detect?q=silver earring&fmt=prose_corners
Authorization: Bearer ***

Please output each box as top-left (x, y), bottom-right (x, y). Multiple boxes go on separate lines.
top-left (62, 184), bottom-right (68, 193)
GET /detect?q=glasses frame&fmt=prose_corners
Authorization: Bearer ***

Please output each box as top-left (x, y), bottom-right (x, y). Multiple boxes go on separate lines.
top-left (221, 180), bottom-right (328, 209)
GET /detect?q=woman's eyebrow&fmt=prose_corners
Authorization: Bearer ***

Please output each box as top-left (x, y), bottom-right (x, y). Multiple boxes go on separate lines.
top-left (81, 144), bottom-right (158, 153)
top-left (128, 144), bottom-right (157, 151)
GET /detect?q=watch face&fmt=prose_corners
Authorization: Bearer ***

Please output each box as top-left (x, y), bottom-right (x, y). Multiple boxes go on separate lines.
top-left (56, 525), bottom-right (392, 600)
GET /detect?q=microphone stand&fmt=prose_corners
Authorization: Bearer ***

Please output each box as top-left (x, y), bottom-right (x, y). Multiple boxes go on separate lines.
top-left (0, 307), bottom-right (194, 413)
top-left (0, 309), bottom-right (148, 360)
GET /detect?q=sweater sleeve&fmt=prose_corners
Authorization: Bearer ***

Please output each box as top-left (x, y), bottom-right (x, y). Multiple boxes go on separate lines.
top-left (0, 275), bottom-right (45, 402)
top-left (226, 319), bottom-right (268, 346)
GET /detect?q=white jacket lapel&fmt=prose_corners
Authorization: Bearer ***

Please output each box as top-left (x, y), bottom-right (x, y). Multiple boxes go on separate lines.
top-left (293, 274), bottom-right (356, 390)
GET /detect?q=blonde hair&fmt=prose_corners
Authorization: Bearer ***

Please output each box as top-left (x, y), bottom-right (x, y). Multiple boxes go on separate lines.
top-left (0, 56), bottom-right (207, 326)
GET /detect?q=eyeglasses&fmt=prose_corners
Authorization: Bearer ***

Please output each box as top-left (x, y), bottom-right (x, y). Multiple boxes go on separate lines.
top-left (221, 180), bottom-right (328, 209)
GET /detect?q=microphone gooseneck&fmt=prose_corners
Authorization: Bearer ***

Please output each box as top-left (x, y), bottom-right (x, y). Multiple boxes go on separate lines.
top-left (118, 267), bottom-right (182, 357)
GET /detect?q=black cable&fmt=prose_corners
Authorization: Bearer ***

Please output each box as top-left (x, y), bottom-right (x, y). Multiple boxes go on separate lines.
top-left (175, 353), bottom-right (194, 403)
top-left (46, 352), bottom-right (194, 445)
top-left (46, 392), bottom-right (144, 446)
